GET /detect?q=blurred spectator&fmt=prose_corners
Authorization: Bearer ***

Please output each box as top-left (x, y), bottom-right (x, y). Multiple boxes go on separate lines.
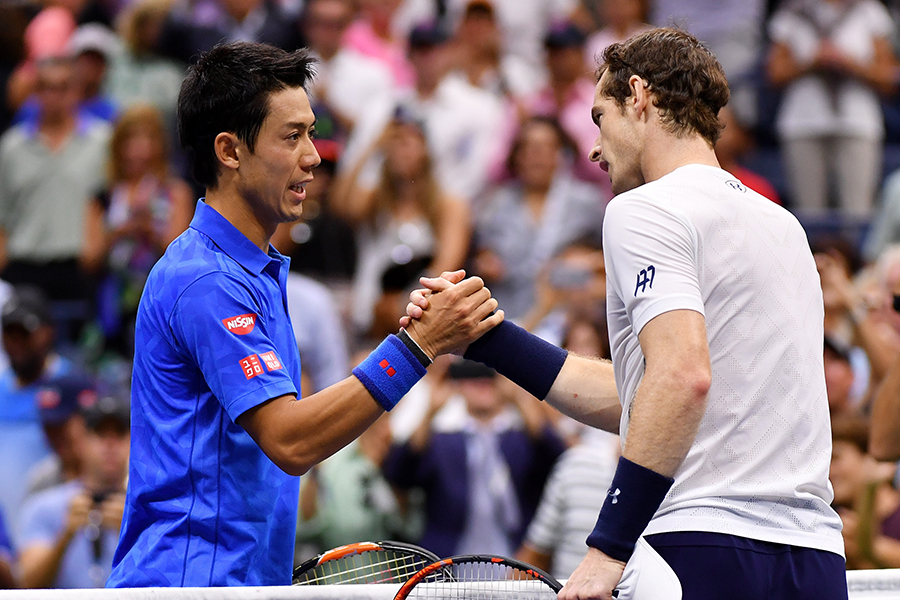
top-left (815, 240), bottom-right (900, 410)
top-left (338, 20), bottom-right (505, 204)
top-left (584, 0), bottom-right (651, 65)
top-left (864, 169), bottom-right (900, 263)
top-left (0, 280), bottom-right (11, 374)
top-left (0, 287), bottom-right (81, 528)
top-left (767, 0), bottom-right (898, 216)
top-left (449, 0), bottom-right (539, 99)
top-left (18, 392), bottom-right (130, 588)
top-left (522, 21), bottom-right (605, 186)
top-left (302, 0), bottom-right (394, 134)
top-left (652, 0), bottom-right (766, 124)
top-left (295, 414), bottom-right (407, 557)
top-left (430, 0), bottom-right (580, 90)
top-left (270, 141), bottom-right (357, 281)
top-left (284, 271), bottom-right (350, 397)
top-left (154, 0), bottom-right (302, 65)
top-left (343, 0), bottom-right (415, 89)
top-left (0, 1), bottom-right (36, 132)
top-left (81, 104), bottom-right (192, 358)
top-left (473, 117), bottom-right (605, 320)
top-left (520, 237), bottom-right (607, 346)
top-left (14, 24), bottom-right (121, 127)
top-left (0, 506), bottom-right (14, 588)
top-left (825, 335), bottom-right (859, 417)
top-left (367, 256), bottom-right (434, 342)
top-left (335, 115), bottom-right (471, 334)
top-left (0, 57), bottom-right (110, 323)
top-left (105, 0), bottom-right (186, 128)
top-left (6, 6), bottom-right (77, 114)
top-left (515, 428), bottom-right (618, 579)
top-left (715, 105), bottom-right (781, 204)
top-left (830, 414), bottom-right (900, 569)
top-left (383, 359), bottom-right (566, 557)
top-left (28, 374), bottom-right (97, 498)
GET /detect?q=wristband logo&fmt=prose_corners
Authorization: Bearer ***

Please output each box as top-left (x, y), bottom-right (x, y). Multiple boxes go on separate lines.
top-left (608, 487), bottom-right (621, 505)
top-left (222, 313), bottom-right (256, 335)
top-left (379, 359), bottom-right (396, 377)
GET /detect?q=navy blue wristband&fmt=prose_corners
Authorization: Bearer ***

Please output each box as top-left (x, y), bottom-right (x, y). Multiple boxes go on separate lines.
top-left (585, 456), bottom-right (674, 562)
top-left (463, 320), bottom-right (567, 400)
top-left (353, 335), bottom-right (427, 411)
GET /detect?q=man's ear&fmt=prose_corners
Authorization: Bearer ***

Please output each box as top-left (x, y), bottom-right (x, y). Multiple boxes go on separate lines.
top-left (214, 132), bottom-right (241, 172)
top-left (629, 75), bottom-right (651, 117)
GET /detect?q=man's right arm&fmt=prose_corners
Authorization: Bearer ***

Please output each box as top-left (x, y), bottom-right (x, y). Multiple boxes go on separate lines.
top-left (238, 275), bottom-right (502, 476)
top-left (545, 355), bottom-right (621, 434)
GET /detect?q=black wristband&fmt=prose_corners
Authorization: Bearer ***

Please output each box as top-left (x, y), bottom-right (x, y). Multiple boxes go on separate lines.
top-left (585, 456), bottom-right (674, 562)
top-left (397, 328), bottom-right (433, 368)
top-left (463, 320), bottom-right (567, 400)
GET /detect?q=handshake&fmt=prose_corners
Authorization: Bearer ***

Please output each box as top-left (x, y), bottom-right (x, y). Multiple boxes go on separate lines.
top-left (398, 269), bottom-right (504, 360)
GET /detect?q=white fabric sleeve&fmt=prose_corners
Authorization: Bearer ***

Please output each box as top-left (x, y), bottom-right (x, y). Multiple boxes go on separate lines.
top-left (603, 194), bottom-right (704, 337)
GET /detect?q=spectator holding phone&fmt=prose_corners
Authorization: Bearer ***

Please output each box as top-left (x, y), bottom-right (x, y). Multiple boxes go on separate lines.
top-left (473, 117), bottom-right (605, 320)
top-left (18, 393), bottom-right (130, 588)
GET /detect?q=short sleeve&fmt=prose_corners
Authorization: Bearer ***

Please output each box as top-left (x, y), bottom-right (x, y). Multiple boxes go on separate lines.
top-left (170, 272), bottom-right (298, 422)
top-left (603, 195), bottom-right (704, 336)
top-left (18, 492), bottom-right (61, 548)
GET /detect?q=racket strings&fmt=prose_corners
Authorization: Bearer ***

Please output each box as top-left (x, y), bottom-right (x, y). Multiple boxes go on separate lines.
top-left (295, 550), bottom-right (438, 585)
top-left (403, 562), bottom-right (558, 599)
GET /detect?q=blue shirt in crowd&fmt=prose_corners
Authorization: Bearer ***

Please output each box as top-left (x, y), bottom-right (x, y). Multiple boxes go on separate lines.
top-left (19, 481), bottom-right (119, 588)
top-left (107, 200), bottom-right (303, 587)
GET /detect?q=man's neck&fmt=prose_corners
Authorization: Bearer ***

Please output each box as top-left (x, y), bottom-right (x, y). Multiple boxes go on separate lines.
top-left (205, 188), bottom-right (273, 252)
top-left (642, 128), bottom-right (720, 184)
top-left (38, 114), bottom-right (77, 150)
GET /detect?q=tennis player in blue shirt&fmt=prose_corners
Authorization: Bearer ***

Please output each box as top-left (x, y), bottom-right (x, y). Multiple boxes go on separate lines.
top-left (106, 42), bottom-right (502, 588)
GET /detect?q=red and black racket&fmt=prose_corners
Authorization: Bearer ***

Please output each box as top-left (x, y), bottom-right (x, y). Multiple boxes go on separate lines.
top-left (393, 554), bottom-right (563, 599)
top-left (292, 540), bottom-right (442, 585)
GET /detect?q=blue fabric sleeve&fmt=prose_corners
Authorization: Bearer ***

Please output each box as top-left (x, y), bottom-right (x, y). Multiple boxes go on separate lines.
top-left (170, 272), bottom-right (298, 422)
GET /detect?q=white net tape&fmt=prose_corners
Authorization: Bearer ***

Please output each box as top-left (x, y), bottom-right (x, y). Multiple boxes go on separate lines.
top-left (0, 570), bottom-right (897, 599)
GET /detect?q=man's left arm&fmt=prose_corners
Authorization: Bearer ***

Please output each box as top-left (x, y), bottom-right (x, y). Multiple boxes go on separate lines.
top-left (560, 308), bottom-right (710, 600)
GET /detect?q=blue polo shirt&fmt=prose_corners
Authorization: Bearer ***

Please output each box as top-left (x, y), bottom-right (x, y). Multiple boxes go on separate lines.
top-left (108, 200), bottom-right (302, 587)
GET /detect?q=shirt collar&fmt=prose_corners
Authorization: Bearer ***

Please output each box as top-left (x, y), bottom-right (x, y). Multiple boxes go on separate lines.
top-left (189, 199), bottom-right (286, 276)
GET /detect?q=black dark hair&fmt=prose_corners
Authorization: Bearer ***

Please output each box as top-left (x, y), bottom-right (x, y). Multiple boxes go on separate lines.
top-left (177, 42), bottom-right (317, 189)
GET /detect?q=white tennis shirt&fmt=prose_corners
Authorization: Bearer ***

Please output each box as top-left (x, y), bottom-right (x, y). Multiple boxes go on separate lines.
top-left (604, 164), bottom-right (844, 555)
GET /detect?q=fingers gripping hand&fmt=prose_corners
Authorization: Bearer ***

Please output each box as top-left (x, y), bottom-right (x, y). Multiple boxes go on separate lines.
top-left (558, 548), bottom-right (626, 600)
top-left (406, 276), bottom-right (503, 358)
top-left (399, 270), bottom-right (467, 328)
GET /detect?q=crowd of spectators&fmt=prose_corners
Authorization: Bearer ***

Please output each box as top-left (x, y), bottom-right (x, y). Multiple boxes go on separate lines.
top-left (5, 0), bottom-right (900, 589)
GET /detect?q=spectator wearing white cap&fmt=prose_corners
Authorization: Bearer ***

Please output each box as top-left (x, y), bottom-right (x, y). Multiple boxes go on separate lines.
top-left (12, 23), bottom-right (121, 127)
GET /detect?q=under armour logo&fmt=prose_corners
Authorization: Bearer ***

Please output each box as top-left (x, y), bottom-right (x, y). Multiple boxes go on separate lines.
top-left (608, 488), bottom-right (621, 504)
top-left (634, 265), bottom-right (655, 296)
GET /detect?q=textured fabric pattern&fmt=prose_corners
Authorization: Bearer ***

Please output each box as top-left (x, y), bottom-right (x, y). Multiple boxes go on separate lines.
top-left (108, 200), bottom-right (302, 587)
top-left (604, 164), bottom-right (843, 555)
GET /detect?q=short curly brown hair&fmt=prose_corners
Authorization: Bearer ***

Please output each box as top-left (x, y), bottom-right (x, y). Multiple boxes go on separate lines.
top-left (596, 27), bottom-right (730, 146)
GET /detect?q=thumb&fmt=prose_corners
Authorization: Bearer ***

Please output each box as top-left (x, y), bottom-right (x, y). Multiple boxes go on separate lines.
top-left (419, 275), bottom-right (456, 293)
top-left (439, 269), bottom-right (466, 284)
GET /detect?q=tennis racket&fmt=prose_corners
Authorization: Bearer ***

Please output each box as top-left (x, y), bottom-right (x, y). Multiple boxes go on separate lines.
top-left (393, 554), bottom-right (562, 599)
top-left (292, 540), bottom-right (441, 585)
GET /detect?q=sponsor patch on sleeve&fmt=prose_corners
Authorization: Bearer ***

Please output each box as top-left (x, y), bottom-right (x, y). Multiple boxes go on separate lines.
top-left (240, 354), bottom-right (264, 379)
top-left (260, 351), bottom-right (283, 372)
top-left (222, 313), bottom-right (257, 335)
